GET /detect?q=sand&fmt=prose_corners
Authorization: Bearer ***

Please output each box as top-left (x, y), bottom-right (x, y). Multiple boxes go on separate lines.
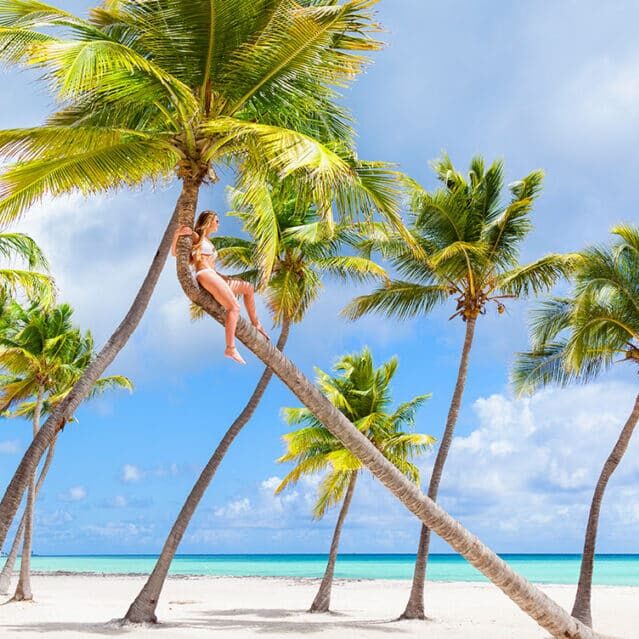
top-left (0, 574), bottom-right (634, 638)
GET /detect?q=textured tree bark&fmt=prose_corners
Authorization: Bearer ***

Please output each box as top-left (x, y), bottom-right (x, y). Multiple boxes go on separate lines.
top-left (401, 317), bottom-right (476, 620)
top-left (571, 393), bottom-right (639, 627)
top-left (0, 207), bottom-right (180, 549)
top-left (12, 387), bottom-right (43, 602)
top-left (0, 438), bottom-right (57, 595)
top-left (124, 320), bottom-right (291, 623)
top-left (310, 473), bottom-right (358, 613)
top-left (172, 178), bottom-right (611, 639)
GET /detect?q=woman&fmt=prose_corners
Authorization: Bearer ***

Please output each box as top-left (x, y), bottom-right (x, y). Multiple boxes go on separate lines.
top-left (172, 210), bottom-right (268, 365)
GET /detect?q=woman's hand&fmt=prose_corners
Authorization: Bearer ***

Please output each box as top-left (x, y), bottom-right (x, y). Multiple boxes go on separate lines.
top-left (171, 226), bottom-right (198, 257)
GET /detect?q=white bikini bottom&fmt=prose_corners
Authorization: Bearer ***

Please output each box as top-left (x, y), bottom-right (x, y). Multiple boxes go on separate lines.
top-left (195, 267), bottom-right (216, 278)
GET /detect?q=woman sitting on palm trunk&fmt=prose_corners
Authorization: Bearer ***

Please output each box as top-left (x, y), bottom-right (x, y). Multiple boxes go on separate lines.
top-left (172, 210), bottom-right (269, 364)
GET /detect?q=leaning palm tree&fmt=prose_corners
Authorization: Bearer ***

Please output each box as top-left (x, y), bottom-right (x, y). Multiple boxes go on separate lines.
top-left (276, 348), bottom-right (433, 612)
top-left (0, 301), bottom-right (131, 600)
top-left (342, 155), bottom-right (576, 619)
top-left (124, 180), bottom-right (387, 623)
top-left (513, 224), bottom-right (639, 628)
top-left (0, 0), bottom-right (402, 547)
top-left (0, 232), bottom-right (53, 307)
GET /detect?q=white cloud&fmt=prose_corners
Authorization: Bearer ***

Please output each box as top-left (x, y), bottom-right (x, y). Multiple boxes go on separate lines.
top-left (433, 381), bottom-right (639, 549)
top-left (58, 486), bottom-right (87, 502)
top-left (214, 497), bottom-right (251, 519)
top-left (121, 464), bottom-right (143, 483)
top-left (82, 521), bottom-right (154, 541)
top-left (0, 440), bottom-right (19, 454)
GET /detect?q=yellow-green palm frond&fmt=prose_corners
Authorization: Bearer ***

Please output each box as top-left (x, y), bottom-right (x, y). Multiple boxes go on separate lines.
top-left (86, 374), bottom-right (133, 401)
top-left (0, 231), bottom-right (48, 270)
top-left (342, 281), bottom-right (450, 321)
top-left (497, 253), bottom-right (578, 298)
top-left (202, 117), bottom-right (351, 189)
top-left (221, 0), bottom-right (381, 115)
top-left (0, 269), bottom-right (53, 307)
top-left (275, 453), bottom-right (332, 495)
top-left (313, 470), bottom-right (353, 519)
top-left (0, 137), bottom-right (180, 222)
top-left (312, 255), bottom-right (387, 284)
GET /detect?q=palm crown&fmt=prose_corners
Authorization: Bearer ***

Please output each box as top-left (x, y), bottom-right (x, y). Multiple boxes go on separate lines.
top-left (0, 301), bottom-right (131, 416)
top-left (0, 0), bottom-right (405, 233)
top-left (276, 348), bottom-right (434, 517)
top-left (344, 155), bottom-right (575, 322)
top-left (513, 224), bottom-right (639, 394)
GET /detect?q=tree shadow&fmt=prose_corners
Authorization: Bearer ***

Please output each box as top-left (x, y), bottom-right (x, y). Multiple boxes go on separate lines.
top-left (1, 610), bottom-right (410, 636)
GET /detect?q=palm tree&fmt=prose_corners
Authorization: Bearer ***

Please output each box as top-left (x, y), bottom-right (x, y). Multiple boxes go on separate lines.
top-left (0, 232), bottom-right (53, 307)
top-left (513, 224), bottom-right (639, 628)
top-left (124, 181), bottom-right (387, 623)
top-left (276, 348), bottom-right (433, 612)
top-left (0, 301), bottom-right (131, 600)
top-left (0, 0), bottom-right (402, 546)
top-left (342, 155), bottom-right (575, 619)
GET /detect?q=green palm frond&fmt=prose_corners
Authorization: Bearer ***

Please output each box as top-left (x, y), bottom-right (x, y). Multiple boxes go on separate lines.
top-left (342, 281), bottom-right (449, 321)
top-left (313, 470), bottom-right (353, 519)
top-left (0, 137), bottom-right (179, 222)
top-left (497, 254), bottom-right (578, 297)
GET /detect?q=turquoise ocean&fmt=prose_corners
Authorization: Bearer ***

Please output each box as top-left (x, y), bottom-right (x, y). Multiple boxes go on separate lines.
top-left (24, 554), bottom-right (639, 585)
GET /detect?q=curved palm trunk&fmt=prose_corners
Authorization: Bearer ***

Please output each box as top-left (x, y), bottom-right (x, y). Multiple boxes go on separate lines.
top-left (401, 316), bottom-right (476, 620)
top-left (571, 393), bottom-right (639, 627)
top-left (173, 178), bottom-right (610, 639)
top-left (310, 472), bottom-right (357, 613)
top-left (124, 321), bottom-right (291, 623)
top-left (0, 437), bottom-right (57, 595)
top-left (0, 207), bottom-right (180, 549)
top-left (12, 387), bottom-right (44, 602)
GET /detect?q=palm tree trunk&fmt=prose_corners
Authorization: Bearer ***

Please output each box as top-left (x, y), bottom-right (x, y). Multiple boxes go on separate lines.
top-left (571, 392), bottom-right (639, 627)
top-left (12, 387), bottom-right (44, 602)
top-left (0, 437), bottom-right (57, 595)
top-left (0, 207), bottom-right (180, 549)
top-left (124, 320), bottom-right (291, 623)
top-left (172, 178), bottom-right (610, 638)
top-left (310, 472), bottom-right (358, 613)
top-left (401, 316), bottom-right (476, 620)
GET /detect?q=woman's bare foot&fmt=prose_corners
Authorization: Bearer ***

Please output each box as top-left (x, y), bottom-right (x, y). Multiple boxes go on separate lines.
top-left (254, 323), bottom-right (270, 341)
top-left (224, 346), bottom-right (246, 365)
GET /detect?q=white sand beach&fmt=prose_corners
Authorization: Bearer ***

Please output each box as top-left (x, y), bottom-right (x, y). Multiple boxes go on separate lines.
top-left (0, 575), bottom-right (634, 638)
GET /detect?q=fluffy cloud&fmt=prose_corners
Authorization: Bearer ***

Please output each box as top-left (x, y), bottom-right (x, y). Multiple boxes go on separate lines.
top-left (435, 381), bottom-right (639, 550)
top-left (0, 440), bottom-right (19, 454)
top-left (58, 486), bottom-right (87, 502)
top-left (121, 464), bottom-right (143, 483)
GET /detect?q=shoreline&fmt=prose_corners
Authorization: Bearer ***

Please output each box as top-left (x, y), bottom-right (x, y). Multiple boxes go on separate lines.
top-left (25, 570), bottom-right (639, 588)
top-left (0, 574), bottom-right (634, 638)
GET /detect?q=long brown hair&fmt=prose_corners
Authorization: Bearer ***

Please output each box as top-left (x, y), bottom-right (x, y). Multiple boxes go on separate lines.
top-left (192, 210), bottom-right (218, 262)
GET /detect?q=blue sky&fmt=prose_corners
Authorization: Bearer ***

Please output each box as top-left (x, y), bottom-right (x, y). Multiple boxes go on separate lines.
top-left (1, 0), bottom-right (639, 556)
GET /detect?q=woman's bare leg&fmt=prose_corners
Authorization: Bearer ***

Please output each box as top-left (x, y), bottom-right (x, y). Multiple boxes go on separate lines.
top-left (227, 279), bottom-right (269, 340)
top-left (196, 271), bottom-right (245, 364)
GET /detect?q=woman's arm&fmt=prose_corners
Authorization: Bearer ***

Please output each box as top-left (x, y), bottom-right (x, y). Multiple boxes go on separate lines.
top-left (171, 226), bottom-right (198, 257)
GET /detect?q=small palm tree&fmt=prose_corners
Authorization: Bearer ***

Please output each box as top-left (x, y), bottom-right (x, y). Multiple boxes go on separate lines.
top-left (0, 232), bottom-right (53, 307)
top-left (124, 182), bottom-right (387, 623)
top-left (0, 301), bottom-right (131, 600)
top-left (0, 0), bottom-right (403, 547)
top-left (513, 224), bottom-right (639, 628)
top-left (343, 155), bottom-right (575, 619)
top-left (277, 348), bottom-right (434, 613)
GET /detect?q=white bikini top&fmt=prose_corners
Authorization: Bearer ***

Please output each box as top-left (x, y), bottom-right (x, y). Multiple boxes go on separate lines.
top-left (192, 237), bottom-right (217, 260)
